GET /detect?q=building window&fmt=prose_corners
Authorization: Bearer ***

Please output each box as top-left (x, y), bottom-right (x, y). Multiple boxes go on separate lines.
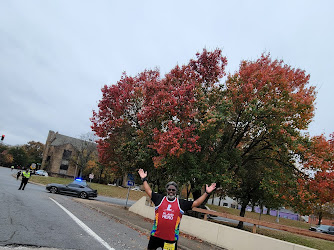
top-left (59, 150), bottom-right (72, 175)
top-left (60, 164), bottom-right (68, 170)
top-left (62, 150), bottom-right (72, 160)
top-left (59, 164), bottom-right (68, 175)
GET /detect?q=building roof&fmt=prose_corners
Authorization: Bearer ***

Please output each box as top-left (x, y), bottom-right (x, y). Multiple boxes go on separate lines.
top-left (49, 131), bottom-right (96, 151)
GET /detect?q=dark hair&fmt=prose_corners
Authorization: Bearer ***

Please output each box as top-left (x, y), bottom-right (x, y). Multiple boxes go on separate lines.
top-left (165, 181), bottom-right (178, 191)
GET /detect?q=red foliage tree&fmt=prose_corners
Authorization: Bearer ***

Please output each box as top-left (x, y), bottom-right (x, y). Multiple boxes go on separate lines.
top-left (91, 49), bottom-right (227, 185)
top-left (91, 49), bottom-right (320, 226)
top-left (219, 54), bottom-right (316, 228)
top-left (296, 133), bottom-right (334, 224)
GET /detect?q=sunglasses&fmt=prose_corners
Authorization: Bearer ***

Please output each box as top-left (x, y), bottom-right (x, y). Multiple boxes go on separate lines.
top-left (167, 188), bottom-right (176, 192)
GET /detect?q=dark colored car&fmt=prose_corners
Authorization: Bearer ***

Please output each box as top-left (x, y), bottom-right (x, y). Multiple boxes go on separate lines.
top-left (309, 225), bottom-right (334, 235)
top-left (46, 179), bottom-right (97, 199)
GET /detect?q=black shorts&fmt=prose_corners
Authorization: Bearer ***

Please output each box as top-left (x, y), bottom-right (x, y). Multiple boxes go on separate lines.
top-left (147, 235), bottom-right (178, 250)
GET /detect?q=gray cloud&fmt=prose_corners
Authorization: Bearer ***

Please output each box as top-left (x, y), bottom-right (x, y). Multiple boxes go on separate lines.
top-left (0, 0), bottom-right (333, 146)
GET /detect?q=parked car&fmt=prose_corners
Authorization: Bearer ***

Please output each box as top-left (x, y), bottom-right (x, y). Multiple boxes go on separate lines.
top-left (35, 170), bottom-right (48, 176)
top-left (309, 225), bottom-right (334, 235)
top-left (46, 179), bottom-right (97, 199)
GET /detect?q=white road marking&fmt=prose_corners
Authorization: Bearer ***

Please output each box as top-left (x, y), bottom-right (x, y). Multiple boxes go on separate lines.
top-left (49, 197), bottom-right (115, 250)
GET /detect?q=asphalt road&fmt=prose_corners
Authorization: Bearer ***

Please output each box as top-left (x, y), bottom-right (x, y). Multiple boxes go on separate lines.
top-left (0, 167), bottom-right (147, 250)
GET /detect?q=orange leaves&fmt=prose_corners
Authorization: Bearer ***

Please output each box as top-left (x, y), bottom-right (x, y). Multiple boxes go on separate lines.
top-left (297, 134), bottom-right (334, 208)
top-left (225, 53), bottom-right (316, 131)
top-left (303, 134), bottom-right (334, 172)
top-left (150, 123), bottom-right (201, 159)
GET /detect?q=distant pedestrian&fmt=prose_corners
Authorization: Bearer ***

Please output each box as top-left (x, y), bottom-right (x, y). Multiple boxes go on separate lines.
top-left (18, 169), bottom-right (31, 190)
top-left (11, 166), bottom-right (14, 171)
top-left (16, 170), bottom-right (21, 180)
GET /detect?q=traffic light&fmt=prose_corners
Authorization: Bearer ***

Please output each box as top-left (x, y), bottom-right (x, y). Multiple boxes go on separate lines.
top-left (1, 135), bottom-right (4, 140)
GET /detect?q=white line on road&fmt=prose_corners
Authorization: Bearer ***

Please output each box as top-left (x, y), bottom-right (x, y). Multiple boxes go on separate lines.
top-left (49, 197), bottom-right (115, 250)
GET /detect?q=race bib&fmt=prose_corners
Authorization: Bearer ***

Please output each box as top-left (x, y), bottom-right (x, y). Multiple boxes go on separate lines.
top-left (163, 242), bottom-right (175, 250)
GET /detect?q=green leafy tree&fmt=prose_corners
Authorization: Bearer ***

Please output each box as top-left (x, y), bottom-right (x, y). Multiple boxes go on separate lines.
top-left (22, 141), bottom-right (44, 166)
top-left (9, 146), bottom-right (28, 168)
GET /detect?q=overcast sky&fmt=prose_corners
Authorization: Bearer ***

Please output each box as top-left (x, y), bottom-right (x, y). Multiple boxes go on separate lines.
top-left (1, 0), bottom-right (333, 146)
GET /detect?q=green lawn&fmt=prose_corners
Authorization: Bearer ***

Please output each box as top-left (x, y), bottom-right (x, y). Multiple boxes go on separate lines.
top-left (30, 175), bottom-right (333, 250)
top-left (30, 175), bottom-right (147, 201)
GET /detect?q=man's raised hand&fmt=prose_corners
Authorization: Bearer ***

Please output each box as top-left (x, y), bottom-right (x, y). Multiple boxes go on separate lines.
top-left (206, 183), bottom-right (216, 194)
top-left (138, 168), bottom-right (147, 179)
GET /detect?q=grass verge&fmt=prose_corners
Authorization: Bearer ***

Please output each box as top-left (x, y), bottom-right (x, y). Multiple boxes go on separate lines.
top-left (30, 175), bottom-right (147, 201)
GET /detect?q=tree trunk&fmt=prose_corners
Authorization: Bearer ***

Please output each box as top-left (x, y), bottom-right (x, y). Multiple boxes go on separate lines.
top-left (318, 211), bottom-right (323, 225)
top-left (267, 208), bottom-right (271, 215)
top-left (218, 196), bottom-right (222, 206)
top-left (259, 204), bottom-right (263, 223)
top-left (192, 189), bottom-right (202, 202)
top-left (186, 183), bottom-right (191, 201)
top-left (237, 204), bottom-right (247, 229)
top-left (99, 168), bottom-right (103, 184)
top-left (190, 180), bottom-right (203, 202)
top-left (157, 179), bottom-right (162, 193)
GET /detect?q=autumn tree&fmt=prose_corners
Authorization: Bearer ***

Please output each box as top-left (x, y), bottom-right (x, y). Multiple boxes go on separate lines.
top-left (91, 49), bottom-right (228, 192)
top-left (295, 133), bottom-right (334, 224)
top-left (0, 150), bottom-right (14, 167)
top-left (137, 49), bottom-right (228, 195)
top-left (214, 54), bottom-right (316, 228)
top-left (0, 144), bottom-right (13, 166)
top-left (92, 50), bottom-right (317, 227)
top-left (91, 70), bottom-right (159, 185)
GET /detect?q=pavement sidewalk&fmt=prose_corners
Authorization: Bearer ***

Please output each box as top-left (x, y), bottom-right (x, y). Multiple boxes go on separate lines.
top-left (75, 199), bottom-right (225, 250)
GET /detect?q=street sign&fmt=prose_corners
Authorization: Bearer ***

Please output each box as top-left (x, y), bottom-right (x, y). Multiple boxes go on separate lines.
top-left (127, 180), bottom-right (134, 186)
top-left (127, 173), bottom-right (134, 181)
top-left (89, 173), bottom-right (94, 179)
top-left (125, 179), bottom-right (135, 208)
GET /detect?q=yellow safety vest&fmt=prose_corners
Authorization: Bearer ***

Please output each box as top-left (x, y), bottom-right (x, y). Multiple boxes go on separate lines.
top-left (22, 171), bottom-right (31, 178)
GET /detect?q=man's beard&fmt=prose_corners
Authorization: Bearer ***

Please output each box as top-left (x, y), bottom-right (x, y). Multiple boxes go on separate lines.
top-left (167, 194), bottom-right (176, 200)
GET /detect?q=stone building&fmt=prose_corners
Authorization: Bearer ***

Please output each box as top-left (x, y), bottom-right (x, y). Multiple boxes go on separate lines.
top-left (41, 130), bottom-right (97, 178)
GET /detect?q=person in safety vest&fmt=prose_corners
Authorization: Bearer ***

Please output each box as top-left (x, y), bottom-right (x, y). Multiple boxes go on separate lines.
top-left (138, 168), bottom-right (216, 250)
top-left (18, 168), bottom-right (31, 190)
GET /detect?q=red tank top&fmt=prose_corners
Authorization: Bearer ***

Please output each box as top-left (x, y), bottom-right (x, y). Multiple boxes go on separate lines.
top-left (151, 196), bottom-right (184, 241)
